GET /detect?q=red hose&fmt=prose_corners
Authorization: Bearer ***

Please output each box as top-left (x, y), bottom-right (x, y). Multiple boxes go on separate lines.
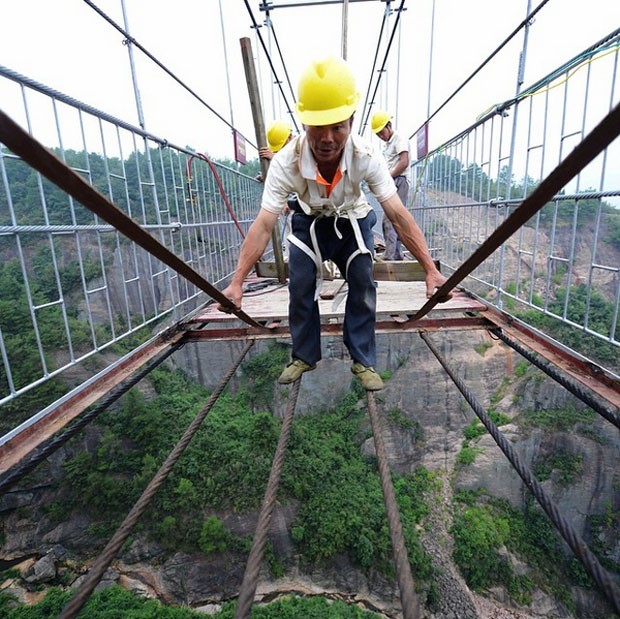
top-left (186, 153), bottom-right (247, 239)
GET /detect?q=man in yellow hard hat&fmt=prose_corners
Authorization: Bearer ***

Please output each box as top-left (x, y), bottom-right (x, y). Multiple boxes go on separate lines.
top-left (219, 57), bottom-right (448, 390)
top-left (256, 120), bottom-right (294, 182)
top-left (371, 110), bottom-right (409, 261)
top-left (261, 119), bottom-right (293, 160)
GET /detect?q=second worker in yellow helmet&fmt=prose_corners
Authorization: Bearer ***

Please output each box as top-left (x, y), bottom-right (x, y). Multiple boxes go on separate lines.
top-left (371, 110), bottom-right (410, 261)
top-left (260, 120), bottom-right (293, 162)
top-left (220, 57), bottom-right (450, 391)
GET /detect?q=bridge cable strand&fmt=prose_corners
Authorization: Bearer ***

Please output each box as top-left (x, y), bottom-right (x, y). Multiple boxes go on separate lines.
top-left (366, 391), bottom-right (421, 619)
top-left (57, 340), bottom-right (255, 619)
top-left (493, 329), bottom-right (620, 429)
top-left (420, 332), bottom-right (620, 616)
top-left (359, 0), bottom-right (407, 136)
top-left (242, 0), bottom-right (299, 134)
top-left (0, 341), bottom-right (184, 495)
top-left (411, 101), bottom-right (620, 322)
top-left (187, 153), bottom-right (246, 239)
top-left (80, 0), bottom-right (257, 149)
top-left (235, 378), bottom-right (301, 618)
top-left (408, 0), bottom-right (552, 141)
top-left (357, 5), bottom-right (389, 135)
top-left (262, 7), bottom-right (298, 112)
top-left (0, 108), bottom-right (267, 330)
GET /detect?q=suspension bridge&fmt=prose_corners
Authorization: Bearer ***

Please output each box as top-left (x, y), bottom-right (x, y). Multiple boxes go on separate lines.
top-left (0, 1), bottom-right (619, 618)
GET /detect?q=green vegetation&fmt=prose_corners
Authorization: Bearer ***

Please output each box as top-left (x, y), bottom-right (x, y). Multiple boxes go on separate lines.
top-left (534, 450), bottom-right (583, 486)
top-left (1, 586), bottom-right (383, 618)
top-left (212, 594), bottom-right (382, 618)
top-left (43, 344), bottom-right (435, 581)
top-left (2, 586), bottom-right (203, 618)
top-left (519, 404), bottom-right (594, 432)
top-left (458, 409), bottom-right (510, 466)
top-left (588, 502), bottom-right (620, 573)
top-left (457, 446), bottom-right (483, 466)
top-left (473, 340), bottom-right (492, 356)
top-left (451, 492), bottom-right (596, 609)
top-left (0, 145), bottom-right (263, 429)
top-left (514, 360), bottom-right (529, 377)
top-left (516, 283), bottom-right (619, 372)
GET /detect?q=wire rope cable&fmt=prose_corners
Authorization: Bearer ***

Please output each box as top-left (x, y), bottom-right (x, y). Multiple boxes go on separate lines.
top-left (408, 0), bottom-right (552, 141)
top-left (492, 329), bottom-right (620, 428)
top-left (57, 341), bottom-right (255, 619)
top-left (242, 0), bottom-right (299, 133)
top-left (358, 4), bottom-right (390, 135)
top-left (0, 341), bottom-right (184, 495)
top-left (411, 101), bottom-right (620, 321)
top-left (186, 153), bottom-right (247, 239)
top-left (0, 108), bottom-right (267, 329)
top-left (81, 0), bottom-right (257, 149)
top-left (261, 7), bottom-right (298, 112)
top-left (367, 390), bottom-right (421, 619)
top-left (359, 0), bottom-right (407, 135)
top-left (235, 378), bottom-right (301, 618)
top-left (421, 332), bottom-right (620, 616)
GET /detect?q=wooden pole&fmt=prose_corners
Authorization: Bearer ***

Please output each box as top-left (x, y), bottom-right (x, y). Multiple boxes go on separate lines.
top-left (239, 36), bottom-right (286, 283)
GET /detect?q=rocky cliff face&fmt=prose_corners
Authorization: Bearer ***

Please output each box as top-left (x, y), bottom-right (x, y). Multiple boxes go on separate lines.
top-left (1, 330), bottom-right (618, 618)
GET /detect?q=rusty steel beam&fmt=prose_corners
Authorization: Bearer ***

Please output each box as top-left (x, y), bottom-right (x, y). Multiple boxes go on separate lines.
top-left (182, 315), bottom-right (493, 342)
top-left (0, 328), bottom-right (185, 475)
top-left (482, 306), bottom-right (620, 410)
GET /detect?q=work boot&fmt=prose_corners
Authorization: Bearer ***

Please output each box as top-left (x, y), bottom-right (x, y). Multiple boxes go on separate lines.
top-left (278, 358), bottom-right (316, 384)
top-left (351, 362), bottom-right (384, 391)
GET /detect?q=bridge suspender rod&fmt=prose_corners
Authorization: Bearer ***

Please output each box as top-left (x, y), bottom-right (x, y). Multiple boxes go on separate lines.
top-left (58, 341), bottom-right (255, 619)
top-left (235, 379), bottom-right (301, 619)
top-left (412, 101), bottom-right (620, 322)
top-left (492, 329), bottom-right (620, 429)
top-left (420, 332), bottom-right (620, 616)
top-left (0, 109), bottom-right (266, 331)
top-left (366, 391), bottom-right (421, 619)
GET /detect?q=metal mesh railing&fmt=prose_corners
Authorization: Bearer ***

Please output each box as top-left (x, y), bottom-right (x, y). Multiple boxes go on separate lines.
top-left (410, 30), bottom-right (620, 370)
top-left (0, 66), bottom-right (264, 420)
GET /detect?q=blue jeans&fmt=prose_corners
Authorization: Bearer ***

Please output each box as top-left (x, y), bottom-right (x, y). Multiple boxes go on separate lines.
top-left (288, 210), bottom-right (377, 367)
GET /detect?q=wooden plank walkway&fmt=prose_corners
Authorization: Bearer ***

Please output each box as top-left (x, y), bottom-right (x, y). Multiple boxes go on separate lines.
top-left (192, 277), bottom-right (486, 324)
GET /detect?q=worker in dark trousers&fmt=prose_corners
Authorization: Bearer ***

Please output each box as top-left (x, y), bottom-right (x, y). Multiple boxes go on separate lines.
top-left (219, 57), bottom-right (448, 390)
top-left (371, 110), bottom-right (410, 261)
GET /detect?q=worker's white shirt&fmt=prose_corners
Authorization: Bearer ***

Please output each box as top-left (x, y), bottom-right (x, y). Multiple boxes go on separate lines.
top-left (261, 133), bottom-right (396, 217)
top-left (382, 130), bottom-right (410, 179)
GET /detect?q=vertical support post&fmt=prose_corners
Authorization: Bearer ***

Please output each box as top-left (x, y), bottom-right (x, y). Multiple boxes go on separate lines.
top-left (239, 36), bottom-right (286, 283)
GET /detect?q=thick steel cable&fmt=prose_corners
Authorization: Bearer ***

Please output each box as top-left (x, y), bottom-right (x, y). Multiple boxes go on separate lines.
top-left (263, 11), bottom-right (297, 109)
top-left (358, 3), bottom-right (389, 135)
top-left (235, 378), bottom-right (300, 619)
top-left (359, 0), bottom-right (407, 136)
top-left (408, 0), bottom-right (551, 141)
top-left (81, 0), bottom-right (256, 149)
top-left (58, 340), bottom-right (254, 619)
top-left (366, 391), bottom-right (420, 619)
top-left (0, 341), bottom-right (183, 495)
top-left (0, 108), bottom-right (266, 330)
top-left (492, 329), bottom-right (620, 429)
top-left (411, 101), bottom-right (620, 322)
top-left (242, 0), bottom-right (299, 134)
top-left (420, 332), bottom-right (620, 616)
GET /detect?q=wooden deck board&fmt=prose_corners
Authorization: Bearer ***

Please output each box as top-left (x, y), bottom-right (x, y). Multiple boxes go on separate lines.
top-left (192, 278), bottom-right (486, 324)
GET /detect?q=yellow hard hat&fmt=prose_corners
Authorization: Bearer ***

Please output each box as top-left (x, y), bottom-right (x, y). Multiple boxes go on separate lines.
top-left (371, 110), bottom-right (391, 133)
top-left (266, 120), bottom-right (292, 153)
top-left (296, 56), bottom-right (360, 126)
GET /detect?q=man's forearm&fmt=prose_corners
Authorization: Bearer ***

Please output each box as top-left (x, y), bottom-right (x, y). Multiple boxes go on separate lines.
top-left (381, 196), bottom-right (437, 273)
top-left (398, 224), bottom-right (437, 273)
top-left (230, 210), bottom-right (279, 286)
